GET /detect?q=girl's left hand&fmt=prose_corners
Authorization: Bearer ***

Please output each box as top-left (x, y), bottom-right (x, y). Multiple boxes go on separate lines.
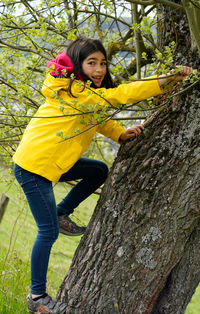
top-left (119, 125), bottom-right (144, 144)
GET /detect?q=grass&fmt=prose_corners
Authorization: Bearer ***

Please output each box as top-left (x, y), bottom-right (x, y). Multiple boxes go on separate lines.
top-left (0, 166), bottom-right (200, 313)
top-left (186, 285), bottom-right (200, 314)
top-left (0, 166), bottom-right (97, 313)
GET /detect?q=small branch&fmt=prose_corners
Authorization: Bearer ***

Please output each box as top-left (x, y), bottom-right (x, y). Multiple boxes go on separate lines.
top-left (132, 3), bottom-right (142, 79)
top-left (189, 0), bottom-right (200, 9)
top-left (0, 78), bottom-right (40, 108)
top-left (113, 116), bottom-right (146, 120)
top-left (76, 9), bottom-right (131, 28)
top-left (18, 1), bottom-right (69, 39)
top-left (0, 39), bottom-right (49, 59)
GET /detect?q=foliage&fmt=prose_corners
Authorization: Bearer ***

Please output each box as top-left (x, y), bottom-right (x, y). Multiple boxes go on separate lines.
top-left (1, 0), bottom-right (199, 166)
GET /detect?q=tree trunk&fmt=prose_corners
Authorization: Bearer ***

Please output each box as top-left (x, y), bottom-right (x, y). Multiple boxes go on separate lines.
top-left (57, 4), bottom-right (200, 314)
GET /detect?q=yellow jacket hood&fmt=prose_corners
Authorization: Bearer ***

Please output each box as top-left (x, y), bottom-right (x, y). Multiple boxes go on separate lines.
top-left (41, 73), bottom-right (73, 98)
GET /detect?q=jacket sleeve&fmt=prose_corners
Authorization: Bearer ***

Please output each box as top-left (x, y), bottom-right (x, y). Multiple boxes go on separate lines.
top-left (97, 119), bottom-right (126, 143)
top-left (74, 76), bottom-right (162, 110)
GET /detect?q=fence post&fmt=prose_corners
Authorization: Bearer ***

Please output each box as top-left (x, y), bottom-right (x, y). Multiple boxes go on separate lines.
top-left (0, 193), bottom-right (9, 223)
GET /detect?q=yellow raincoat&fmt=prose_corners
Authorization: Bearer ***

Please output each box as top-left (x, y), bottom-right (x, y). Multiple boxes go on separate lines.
top-left (13, 74), bottom-right (162, 182)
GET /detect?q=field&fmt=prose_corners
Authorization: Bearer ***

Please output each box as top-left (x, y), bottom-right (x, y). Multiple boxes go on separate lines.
top-left (0, 166), bottom-right (199, 313)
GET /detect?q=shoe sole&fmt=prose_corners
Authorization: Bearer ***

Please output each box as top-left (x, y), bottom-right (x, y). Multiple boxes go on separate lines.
top-left (59, 227), bottom-right (85, 236)
top-left (28, 311), bottom-right (67, 314)
top-left (28, 307), bottom-right (68, 313)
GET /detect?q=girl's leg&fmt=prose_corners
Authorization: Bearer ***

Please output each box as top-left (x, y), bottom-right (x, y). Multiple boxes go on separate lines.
top-left (14, 164), bottom-right (59, 295)
top-left (57, 157), bottom-right (108, 215)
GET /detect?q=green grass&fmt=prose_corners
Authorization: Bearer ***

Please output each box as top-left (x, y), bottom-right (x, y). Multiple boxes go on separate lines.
top-left (0, 166), bottom-right (97, 313)
top-left (185, 285), bottom-right (200, 314)
top-left (0, 166), bottom-right (200, 313)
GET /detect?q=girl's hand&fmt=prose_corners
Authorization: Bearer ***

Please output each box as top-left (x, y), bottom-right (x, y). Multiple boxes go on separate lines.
top-left (158, 66), bottom-right (193, 86)
top-left (172, 66), bottom-right (193, 81)
top-left (119, 125), bottom-right (144, 144)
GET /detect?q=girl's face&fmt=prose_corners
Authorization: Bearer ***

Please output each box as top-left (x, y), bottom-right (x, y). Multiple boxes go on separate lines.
top-left (82, 51), bottom-right (107, 87)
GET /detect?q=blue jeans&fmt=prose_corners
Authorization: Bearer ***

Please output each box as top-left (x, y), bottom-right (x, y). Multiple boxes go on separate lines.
top-left (14, 157), bottom-right (108, 294)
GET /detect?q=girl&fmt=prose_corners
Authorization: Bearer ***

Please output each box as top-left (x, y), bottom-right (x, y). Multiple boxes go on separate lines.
top-left (13, 37), bottom-right (192, 313)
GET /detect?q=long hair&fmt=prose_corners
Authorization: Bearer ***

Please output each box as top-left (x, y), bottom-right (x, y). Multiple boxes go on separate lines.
top-left (67, 37), bottom-right (114, 95)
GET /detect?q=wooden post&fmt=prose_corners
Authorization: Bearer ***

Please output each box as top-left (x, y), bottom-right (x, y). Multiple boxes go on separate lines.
top-left (0, 193), bottom-right (9, 223)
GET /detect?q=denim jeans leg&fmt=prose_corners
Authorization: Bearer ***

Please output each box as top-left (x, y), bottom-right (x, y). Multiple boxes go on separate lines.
top-left (14, 164), bottom-right (59, 295)
top-left (57, 157), bottom-right (108, 215)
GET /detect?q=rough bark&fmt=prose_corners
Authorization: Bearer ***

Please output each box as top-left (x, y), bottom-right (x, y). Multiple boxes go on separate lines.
top-left (57, 4), bottom-right (200, 314)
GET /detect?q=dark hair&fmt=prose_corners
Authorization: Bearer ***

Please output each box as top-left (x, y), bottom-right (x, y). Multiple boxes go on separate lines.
top-left (67, 37), bottom-right (114, 95)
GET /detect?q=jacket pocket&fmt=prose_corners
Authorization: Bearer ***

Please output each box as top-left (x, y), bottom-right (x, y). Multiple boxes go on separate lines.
top-left (55, 141), bottom-right (83, 170)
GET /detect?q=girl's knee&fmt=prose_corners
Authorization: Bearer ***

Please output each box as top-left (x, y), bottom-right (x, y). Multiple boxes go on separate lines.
top-left (52, 227), bottom-right (59, 242)
top-left (38, 224), bottom-right (59, 243)
top-left (50, 225), bottom-right (59, 242)
top-left (96, 161), bottom-right (109, 181)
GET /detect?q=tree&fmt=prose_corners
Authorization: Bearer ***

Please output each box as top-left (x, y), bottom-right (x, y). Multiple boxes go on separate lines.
top-left (0, 0), bottom-right (200, 312)
top-left (56, 2), bottom-right (200, 313)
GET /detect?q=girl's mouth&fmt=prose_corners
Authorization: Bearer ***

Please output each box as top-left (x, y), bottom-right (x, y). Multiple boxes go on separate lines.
top-left (92, 77), bottom-right (103, 85)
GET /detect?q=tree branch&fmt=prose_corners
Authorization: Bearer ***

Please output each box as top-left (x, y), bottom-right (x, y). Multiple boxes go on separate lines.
top-left (113, 116), bottom-right (145, 120)
top-left (181, 0), bottom-right (200, 53)
top-left (124, 0), bottom-right (184, 11)
top-left (132, 3), bottom-right (142, 79)
top-left (76, 9), bottom-right (131, 28)
top-left (0, 39), bottom-right (49, 59)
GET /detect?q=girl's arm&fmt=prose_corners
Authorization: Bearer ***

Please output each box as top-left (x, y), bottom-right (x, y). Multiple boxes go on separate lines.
top-left (119, 66), bottom-right (193, 144)
top-left (97, 119), bottom-right (126, 143)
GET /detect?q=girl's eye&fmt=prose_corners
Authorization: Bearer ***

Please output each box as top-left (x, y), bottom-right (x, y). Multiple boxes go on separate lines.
top-left (87, 61), bottom-right (107, 66)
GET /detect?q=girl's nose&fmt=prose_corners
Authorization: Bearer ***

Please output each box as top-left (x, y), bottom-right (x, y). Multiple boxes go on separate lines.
top-left (96, 64), bottom-right (103, 72)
